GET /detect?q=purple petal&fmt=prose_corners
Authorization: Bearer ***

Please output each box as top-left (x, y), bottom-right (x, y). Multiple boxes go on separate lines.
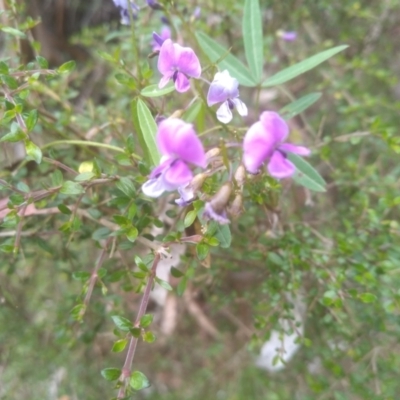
top-left (175, 185), bottom-right (195, 206)
top-left (232, 98), bottom-right (248, 117)
top-left (157, 119), bottom-right (206, 167)
top-left (176, 46), bottom-right (201, 78)
top-left (152, 27), bottom-right (171, 52)
top-left (259, 111), bottom-right (289, 143)
top-left (203, 202), bottom-right (230, 224)
top-left (159, 74), bottom-right (172, 89)
top-left (279, 143), bottom-right (310, 156)
top-left (164, 160), bottom-right (193, 187)
top-left (174, 72), bottom-right (190, 93)
top-left (158, 39), bottom-right (177, 75)
top-left (280, 31), bottom-right (297, 41)
top-left (216, 101), bottom-right (233, 124)
top-left (267, 151), bottom-right (296, 179)
top-left (242, 121), bottom-right (276, 173)
top-left (148, 156), bottom-right (171, 179)
top-left (142, 178), bottom-right (167, 197)
top-left (207, 70), bottom-right (239, 106)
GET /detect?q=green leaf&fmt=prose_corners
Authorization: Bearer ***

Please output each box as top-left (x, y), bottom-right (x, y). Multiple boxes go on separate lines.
top-left (262, 45), bottom-right (348, 87)
top-left (184, 210), bottom-right (197, 228)
top-left (26, 109), bottom-right (38, 132)
top-left (140, 82), bottom-right (175, 97)
top-left (101, 368), bottom-right (121, 381)
top-left (112, 338), bottom-right (128, 352)
top-left (214, 223), bottom-right (232, 248)
top-left (280, 93), bottom-right (322, 119)
top-left (116, 177), bottom-right (136, 198)
top-left (143, 331), bottom-right (156, 343)
top-left (140, 314), bottom-right (153, 328)
top-left (36, 55), bottom-right (48, 69)
top-left (288, 153), bottom-right (326, 192)
top-left (0, 129), bottom-right (26, 143)
top-left (72, 271), bottom-right (90, 281)
top-left (97, 50), bottom-right (116, 62)
top-left (115, 73), bottom-right (137, 89)
top-left (171, 267), bottom-right (184, 278)
top-left (111, 315), bottom-right (133, 332)
top-left (74, 171), bottom-right (95, 181)
top-left (196, 242), bottom-right (209, 260)
top-left (1, 27), bottom-right (26, 38)
top-left (60, 181), bottom-right (84, 195)
top-left (136, 99), bottom-right (160, 166)
top-left (58, 204), bottom-right (71, 214)
top-left (176, 276), bottom-right (187, 296)
top-left (243, 0), bottom-right (263, 82)
top-left (358, 293), bottom-right (377, 303)
top-left (130, 371), bottom-right (150, 391)
top-left (25, 140), bottom-right (42, 164)
top-left (0, 61), bottom-right (9, 74)
top-left (1, 74), bottom-right (18, 89)
top-left (196, 31), bottom-right (256, 87)
top-left (126, 226), bottom-right (138, 242)
top-left (51, 170), bottom-right (64, 186)
top-left (155, 277), bottom-right (173, 291)
top-left (57, 60), bottom-right (76, 74)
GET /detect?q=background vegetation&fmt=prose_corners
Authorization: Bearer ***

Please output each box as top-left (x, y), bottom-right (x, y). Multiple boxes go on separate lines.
top-left (1, 0), bottom-right (400, 399)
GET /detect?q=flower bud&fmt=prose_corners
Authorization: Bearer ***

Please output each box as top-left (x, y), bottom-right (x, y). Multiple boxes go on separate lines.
top-left (202, 182), bottom-right (232, 225)
top-left (228, 193), bottom-right (243, 218)
top-left (234, 164), bottom-right (246, 187)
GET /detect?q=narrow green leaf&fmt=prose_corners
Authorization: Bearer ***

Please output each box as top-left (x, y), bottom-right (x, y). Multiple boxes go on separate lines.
top-left (171, 267), bottom-right (184, 278)
top-left (1, 74), bottom-right (18, 89)
top-left (280, 93), bottom-right (322, 120)
top-left (243, 0), bottom-right (263, 82)
top-left (60, 181), bottom-right (84, 195)
top-left (111, 315), bottom-right (133, 332)
top-left (358, 293), bottom-right (377, 303)
top-left (130, 371), bottom-right (150, 391)
top-left (25, 140), bottom-right (42, 164)
top-left (262, 45), bottom-right (348, 87)
top-left (57, 60), bottom-right (76, 74)
top-left (36, 55), bottom-right (48, 69)
top-left (116, 177), bottom-right (136, 197)
top-left (74, 172), bottom-right (95, 181)
top-left (155, 277), bottom-right (173, 291)
top-left (72, 271), bottom-right (90, 281)
top-left (58, 204), bottom-right (71, 214)
top-left (140, 314), bottom-right (153, 328)
top-left (136, 99), bottom-right (160, 166)
top-left (196, 31), bottom-right (256, 87)
top-left (288, 153), bottom-right (326, 192)
top-left (115, 73), bottom-right (137, 89)
top-left (196, 242), bottom-right (209, 260)
top-left (26, 109), bottom-right (38, 132)
top-left (0, 61), bottom-right (9, 74)
top-left (140, 82), bottom-right (175, 97)
top-left (184, 210), bottom-right (197, 228)
top-left (1, 27), bottom-right (26, 38)
top-left (101, 368), bottom-right (121, 381)
top-left (0, 129), bottom-right (26, 143)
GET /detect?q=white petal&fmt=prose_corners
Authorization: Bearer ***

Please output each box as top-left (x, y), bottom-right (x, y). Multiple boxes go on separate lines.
top-left (216, 102), bottom-right (233, 124)
top-left (142, 178), bottom-right (166, 198)
top-left (232, 98), bottom-right (248, 117)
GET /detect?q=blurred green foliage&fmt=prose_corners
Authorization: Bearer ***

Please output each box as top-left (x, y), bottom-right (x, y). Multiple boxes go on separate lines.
top-left (1, 0), bottom-right (400, 399)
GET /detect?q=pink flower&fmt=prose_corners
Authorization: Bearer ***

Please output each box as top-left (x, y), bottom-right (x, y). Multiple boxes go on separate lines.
top-left (157, 39), bottom-right (201, 93)
top-left (243, 111), bottom-right (310, 179)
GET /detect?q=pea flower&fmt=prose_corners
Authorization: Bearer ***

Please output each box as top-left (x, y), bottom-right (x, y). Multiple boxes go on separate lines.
top-left (152, 27), bottom-right (171, 52)
top-left (142, 119), bottom-right (206, 198)
top-left (243, 111), bottom-right (310, 179)
top-left (112, 0), bottom-right (139, 24)
top-left (207, 70), bottom-right (248, 124)
top-left (158, 39), bottom-right (201, 93)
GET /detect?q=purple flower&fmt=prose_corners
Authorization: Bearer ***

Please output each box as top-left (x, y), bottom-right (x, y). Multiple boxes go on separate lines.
top-left (207, 70), bottom-right (248, 124)
top-left (147, 0), bottom-right (163, 10)
top-left (142, 119), bottom-right (206, 197)
top-left (202, 183), bottom-right (232, 225)
top-left (158, 39), bottom-right (201, 93)
top-left (242, 111), bottom-right (310, 179)
top-left (278, 30), bottom-right (297, 42)
top-left (112, 0), bottom-right (139, 24)
top-left (152, 27), bottom-right (171, 52)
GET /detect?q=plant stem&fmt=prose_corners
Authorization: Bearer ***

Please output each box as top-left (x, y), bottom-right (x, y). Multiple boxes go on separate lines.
top-left (117, 252), bottom-right (161, 399)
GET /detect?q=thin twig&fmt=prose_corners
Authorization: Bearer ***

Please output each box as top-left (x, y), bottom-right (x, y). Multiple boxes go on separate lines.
top-left (117, 252), bottom-right (161, 399)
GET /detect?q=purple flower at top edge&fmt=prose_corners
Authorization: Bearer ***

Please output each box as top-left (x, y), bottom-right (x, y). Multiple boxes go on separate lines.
top-left (142, 119), bottom-right (206, 198)
top-left (112, 0), bottom-right (139, 25)
top-left (242, 111), bottom-right (310, 179)
top-left (278, 30), bottom-right (297, 41)
top-left (207, 70), bottom-right (248, 124)
top-left (147, 0), bottom-right (163, 10)
top-left (152, 27), bottom-right (171, 52)
top-left (158, 39), bottom-right (201, 93)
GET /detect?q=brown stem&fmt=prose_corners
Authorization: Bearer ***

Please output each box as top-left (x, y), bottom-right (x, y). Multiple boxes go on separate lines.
top-left (117, 252), bottom-right (161, 399)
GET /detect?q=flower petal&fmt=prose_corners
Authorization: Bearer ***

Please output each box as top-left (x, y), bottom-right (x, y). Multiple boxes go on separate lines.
top-left (203, 202), bottom-right (230, 224)
top-left (232, 98), bottom-right (248, 117)
top-left (207, 70), bottom-right (239, 106)
top-left (243, 121), bottom-right (276, 173)
top-left (267, 151), bottom-right (296, 179)
top-left (142, 178), bottom-right (167, 197)
top-left (279, 143), bottom-right (310, 156)
top-left (158, 39), bottom-right (177, 75)
top-left (259, 111), bottom-right (289, 143)
top-left (174, 72), bottom-right (190, 93)
top-left (164, 160), bottom-right (193, 187)
top-left (175, 185), bottom-right (195, 206)
top-left (157, 119), bottom-right (206, 167)
top-left (159, 74), bottom-right (172, 89)
top-left (216, 101), bottom-right (233, 124)
top-left (177, 46), bottom-right (201, 78)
